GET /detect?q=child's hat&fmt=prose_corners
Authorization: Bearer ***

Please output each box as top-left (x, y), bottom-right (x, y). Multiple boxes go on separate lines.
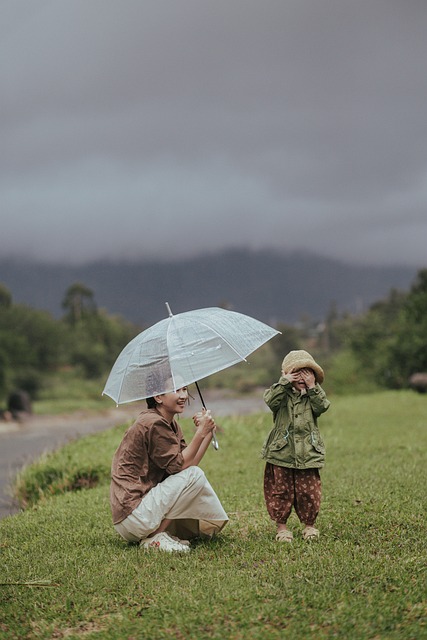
top-left (282, 350), bottom-right (324, 384)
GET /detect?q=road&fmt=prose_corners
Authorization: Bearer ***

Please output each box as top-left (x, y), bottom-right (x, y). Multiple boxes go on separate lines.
top-left (0, 390), bottom-right (268, 520)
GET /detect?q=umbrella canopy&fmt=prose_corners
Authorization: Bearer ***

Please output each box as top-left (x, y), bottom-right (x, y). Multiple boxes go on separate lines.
top-left (102, 304), bottom-right (280, 405)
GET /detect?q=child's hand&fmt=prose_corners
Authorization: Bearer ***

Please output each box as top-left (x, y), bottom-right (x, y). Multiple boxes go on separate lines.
top-left (282, 371), bottom-right (301, 384)
top-left (299, 368), bottom-right (316, 389)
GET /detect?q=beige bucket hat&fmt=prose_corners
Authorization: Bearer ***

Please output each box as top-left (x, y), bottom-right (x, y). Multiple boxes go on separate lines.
top-left (281, 350), bottom-right (324, 384)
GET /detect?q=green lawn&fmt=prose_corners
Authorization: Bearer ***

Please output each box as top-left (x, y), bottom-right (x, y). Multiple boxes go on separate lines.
top-left (1, 391), bottom-right (426, 639)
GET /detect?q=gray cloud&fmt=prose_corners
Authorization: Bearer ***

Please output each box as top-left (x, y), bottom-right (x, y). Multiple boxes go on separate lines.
top-left (1, 0), bottom-right (427, 266)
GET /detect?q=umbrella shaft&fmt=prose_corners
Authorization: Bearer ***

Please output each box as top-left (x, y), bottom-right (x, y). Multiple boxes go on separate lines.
top-left (195, 381), bottom-right (206, 409)
top-left (195, 381), bottom-right (219, 450)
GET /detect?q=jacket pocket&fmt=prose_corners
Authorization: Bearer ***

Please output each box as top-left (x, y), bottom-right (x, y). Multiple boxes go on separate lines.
top-left (310, 432), bottom-right (325, 455)
top-left (261, 429), bottom-right (289, 459)
top-left (268, 429), bottom-right (290, 453)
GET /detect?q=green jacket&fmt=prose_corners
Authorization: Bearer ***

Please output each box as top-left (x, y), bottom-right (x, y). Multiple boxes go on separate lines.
top-left (261, 377), bottom-right (330, 469)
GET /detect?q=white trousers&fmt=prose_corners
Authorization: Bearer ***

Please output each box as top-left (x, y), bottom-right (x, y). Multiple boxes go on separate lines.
top-left (114, 466), bottom-right (228, 542)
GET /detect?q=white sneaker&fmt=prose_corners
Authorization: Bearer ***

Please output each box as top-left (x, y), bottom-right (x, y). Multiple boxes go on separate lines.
top-left (168, 534), bottom-right (190, 547)
top-left (140, 532), bottom-right (190, 553)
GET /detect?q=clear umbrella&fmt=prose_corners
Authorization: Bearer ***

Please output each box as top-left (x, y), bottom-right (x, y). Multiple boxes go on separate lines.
top-left (102, 303), bottom-right (280, 447)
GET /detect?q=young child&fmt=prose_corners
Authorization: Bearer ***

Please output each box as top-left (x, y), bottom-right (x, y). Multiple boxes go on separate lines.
top-left (261, 350), bottom-right (330, 542)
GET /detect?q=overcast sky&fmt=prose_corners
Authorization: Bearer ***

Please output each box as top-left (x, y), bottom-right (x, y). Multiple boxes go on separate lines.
top-left (1, 0), bottom-right (426, 267)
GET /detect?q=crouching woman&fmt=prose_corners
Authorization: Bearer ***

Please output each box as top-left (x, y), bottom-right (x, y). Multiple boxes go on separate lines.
top-left (110, 384), bottom-right (228, 553)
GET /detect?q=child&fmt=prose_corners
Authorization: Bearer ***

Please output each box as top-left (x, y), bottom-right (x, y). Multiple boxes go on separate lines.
top-left (261, 350), bottom-right (330, 542)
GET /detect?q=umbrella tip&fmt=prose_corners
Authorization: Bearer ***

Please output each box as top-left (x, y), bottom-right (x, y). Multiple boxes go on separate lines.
top-left (165, 302), bottom-right (173, 317)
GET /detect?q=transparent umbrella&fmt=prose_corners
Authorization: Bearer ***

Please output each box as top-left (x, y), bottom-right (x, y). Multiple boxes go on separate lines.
top-left (102, 303), bottom-right (280, 448)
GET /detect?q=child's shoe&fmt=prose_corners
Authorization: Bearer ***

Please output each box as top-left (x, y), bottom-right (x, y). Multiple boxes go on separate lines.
top-left (302, 526), bottom-right (319, 541)
top-left (275, 529), bottom-right (293, 543)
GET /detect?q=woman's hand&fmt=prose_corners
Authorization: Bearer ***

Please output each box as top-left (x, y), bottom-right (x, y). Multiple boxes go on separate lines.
top-left (193, 408), bottom-right (216, 437)
top-left (183, 409), bottom-right (217, 468)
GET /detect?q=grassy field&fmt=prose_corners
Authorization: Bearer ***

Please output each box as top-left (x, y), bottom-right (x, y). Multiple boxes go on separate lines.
top-left (1, 391), bottom-right (426, 639)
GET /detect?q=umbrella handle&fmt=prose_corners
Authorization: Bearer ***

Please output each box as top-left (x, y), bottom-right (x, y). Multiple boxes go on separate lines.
top-left (195, 381), bottom-right (219, 450)
top-left (211, 432), bottom-right (219, 450)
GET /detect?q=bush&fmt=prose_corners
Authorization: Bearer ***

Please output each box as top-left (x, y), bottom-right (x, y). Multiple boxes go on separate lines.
top-left (13, 424), bottom-right (128, 508)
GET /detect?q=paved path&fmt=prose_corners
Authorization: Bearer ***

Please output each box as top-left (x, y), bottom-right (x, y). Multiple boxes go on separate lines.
top-left (0, 391), bottom-right (268, 520)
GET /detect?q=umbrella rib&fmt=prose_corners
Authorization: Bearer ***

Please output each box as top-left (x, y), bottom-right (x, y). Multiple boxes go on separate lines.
top-left (110, 338), bottom-right (142, 403)
top-left (165, 316), bottom-right (248, 391)
top-left (165, 315), bottom-right (179, 390)
top-left (192, 319), bottom-right (249, 361)
top-left (165, 315), bottom-right (217, 389)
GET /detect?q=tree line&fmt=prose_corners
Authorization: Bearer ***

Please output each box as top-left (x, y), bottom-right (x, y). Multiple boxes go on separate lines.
top-left (0, 282), bottom-right (137, 405)
top-left (0, 269), bottom-right (426, 405)
top-left (325, 268), bottom-right (427, 389)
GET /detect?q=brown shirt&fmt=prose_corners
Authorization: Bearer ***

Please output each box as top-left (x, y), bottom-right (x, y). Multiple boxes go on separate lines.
top-left (110, 408), bottom-right (187, 524)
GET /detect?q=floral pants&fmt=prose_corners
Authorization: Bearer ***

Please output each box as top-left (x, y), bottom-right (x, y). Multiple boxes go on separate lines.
top-left (263, 463), bottom-right (321, 526)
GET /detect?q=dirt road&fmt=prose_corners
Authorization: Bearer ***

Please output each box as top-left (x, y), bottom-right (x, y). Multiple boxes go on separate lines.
top-left (0, 390), bottom-right (268, 520)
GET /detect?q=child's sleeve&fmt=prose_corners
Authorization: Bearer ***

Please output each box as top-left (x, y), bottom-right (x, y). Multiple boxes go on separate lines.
top-left (263, 377), bottom-right (292, 412)
top-left (307, 385), bottom-right (330, 416)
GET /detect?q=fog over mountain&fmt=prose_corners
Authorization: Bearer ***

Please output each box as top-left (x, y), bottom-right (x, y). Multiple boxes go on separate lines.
top-left (0, 249), bottom-right (417, 327)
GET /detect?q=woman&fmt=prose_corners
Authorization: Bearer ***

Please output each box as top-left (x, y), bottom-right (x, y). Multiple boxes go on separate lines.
top-left (110, 383), bottom-right (228, 553)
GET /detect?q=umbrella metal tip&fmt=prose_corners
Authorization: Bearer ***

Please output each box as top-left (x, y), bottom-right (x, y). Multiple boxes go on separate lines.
top-left (165, 302), bottom-right (173, 317)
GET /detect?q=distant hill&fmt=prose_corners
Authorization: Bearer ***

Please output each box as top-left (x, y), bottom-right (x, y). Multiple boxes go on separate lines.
top-left (0, 249), bottom-right (419, 327)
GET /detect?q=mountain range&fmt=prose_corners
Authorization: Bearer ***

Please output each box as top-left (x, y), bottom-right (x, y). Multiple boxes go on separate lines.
top-left (0, 249), bottom-right (419, 327)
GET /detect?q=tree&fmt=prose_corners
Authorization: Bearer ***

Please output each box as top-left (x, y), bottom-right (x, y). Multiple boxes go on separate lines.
top-left (64, 307), bottom-right (138, 379)
top-left (386, 269), bottom-right (427, 384)
top-left (345, 288), bottom-right (407, 387)
top-left (0, 282), bottom-right (138, 403)
top-left (62, 282), bottom-right (97, 325)
top-left (0, 303), bottom-right (68, 400)
top-left (342, 270), bottom-right (427, 388)
top-left (0, 283), bottom-right (12, 308)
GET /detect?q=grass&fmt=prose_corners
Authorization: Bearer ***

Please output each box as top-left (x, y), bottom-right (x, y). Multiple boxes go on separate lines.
top-left (1, 391), bottom-right (426, 639)
top-left (33, 370), bottom-right (109, 415)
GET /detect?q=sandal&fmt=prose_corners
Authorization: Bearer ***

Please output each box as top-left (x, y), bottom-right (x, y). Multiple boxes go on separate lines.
top-left (302, 526), bottom-right (319, 541)
top-left (275, 529), bottom-right (293, 543)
